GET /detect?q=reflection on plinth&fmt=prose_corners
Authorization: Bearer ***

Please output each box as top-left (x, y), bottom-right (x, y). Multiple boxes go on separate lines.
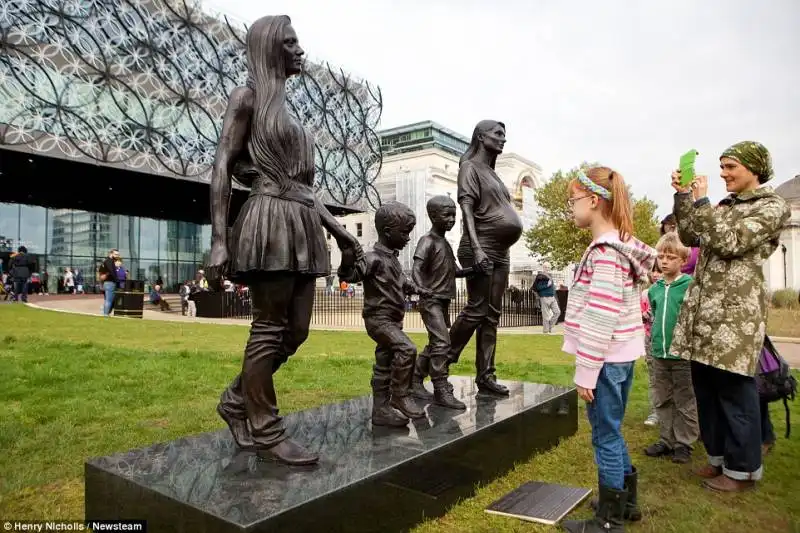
top-left (85, 377), bottom-right (577, 532)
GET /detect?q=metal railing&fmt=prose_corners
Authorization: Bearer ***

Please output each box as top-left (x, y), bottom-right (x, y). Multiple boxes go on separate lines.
top-left (209, 288), bottom-right (546, 328)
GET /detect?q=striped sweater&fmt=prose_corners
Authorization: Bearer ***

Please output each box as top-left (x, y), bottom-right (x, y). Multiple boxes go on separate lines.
top-left (562, 231), bottom-right (657, 389)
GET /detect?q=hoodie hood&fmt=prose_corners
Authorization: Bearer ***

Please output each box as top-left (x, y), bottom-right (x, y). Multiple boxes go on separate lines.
top-left (655, 273), bottom-right (692, 290)
top-left (573, 231), bottom-right (657, 286)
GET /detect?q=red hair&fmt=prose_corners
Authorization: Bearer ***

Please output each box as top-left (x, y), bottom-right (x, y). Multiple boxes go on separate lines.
top-left (569, 166), bottom-right (633, 242)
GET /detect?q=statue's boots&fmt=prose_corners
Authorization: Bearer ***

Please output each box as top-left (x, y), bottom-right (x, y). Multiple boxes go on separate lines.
top-left (410, 348), bottom-right (435, 400)
top-left (216, 403), bottom-right (255, 449)
top-left (371, 378), bottom-right (409, 427)
top-left (389, 360), bottom-right (426, 419)
top-left (475, 322), bottom-right (509, 396)
top-left (257, 438), bottom-right (319, 466)
top-left (433, 378), bottom-right (466, 410)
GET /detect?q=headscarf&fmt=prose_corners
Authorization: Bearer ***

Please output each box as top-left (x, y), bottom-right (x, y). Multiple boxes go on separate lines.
top-left (720, 141), bottom-right (774, 183)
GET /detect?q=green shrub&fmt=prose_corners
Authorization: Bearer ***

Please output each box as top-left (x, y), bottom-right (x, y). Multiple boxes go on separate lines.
top-left (771, 289), bottom-right (800, 309)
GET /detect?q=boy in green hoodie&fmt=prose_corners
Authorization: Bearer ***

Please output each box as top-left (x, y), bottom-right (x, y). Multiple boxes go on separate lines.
top-left (644, 233), bottom-right (700, 464)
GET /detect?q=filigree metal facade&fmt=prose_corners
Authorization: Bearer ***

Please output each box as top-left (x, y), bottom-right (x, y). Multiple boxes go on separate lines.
top-left (0, 0), bottom-right (383, 209)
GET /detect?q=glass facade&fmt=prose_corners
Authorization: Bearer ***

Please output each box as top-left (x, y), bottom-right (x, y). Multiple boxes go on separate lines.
top-left (0, 202), bottom-right (210, 293)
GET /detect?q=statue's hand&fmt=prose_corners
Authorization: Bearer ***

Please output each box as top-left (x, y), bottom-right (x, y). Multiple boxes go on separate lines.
top-left (472, 248), bottom-right (492, 273)
top-left (206, 242), bottom-right (229, 283)
top-left (335, 231), bottom-right (360, 252)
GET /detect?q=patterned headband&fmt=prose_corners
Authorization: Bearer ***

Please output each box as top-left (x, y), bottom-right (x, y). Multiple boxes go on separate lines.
top-left (577, 171), bottom-right (612, 200)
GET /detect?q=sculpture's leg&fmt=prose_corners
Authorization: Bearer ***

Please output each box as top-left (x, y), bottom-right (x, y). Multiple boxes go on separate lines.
top-left (370, 342), bottom-right (409, 427)
top-left (387, 326), bottom-right (425, 420)
top-left (411, 345), bottom-right (434, 400)
top-left (447, 267), bottom-right (489, 367)
top-left (475, 266), bottom-right (509, 396)
top-left (217, 374), bottom-right (254, 448)
top-left (238, 274), bottom-right (318, 465)
top-left (426, 299), bottom-right (466, 410)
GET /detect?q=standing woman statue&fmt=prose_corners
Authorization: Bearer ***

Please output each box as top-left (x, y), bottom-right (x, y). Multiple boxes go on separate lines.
top-left (447, 121), bottom-right (523, 395)
top-left (207, 15), bottom-right (361, 465)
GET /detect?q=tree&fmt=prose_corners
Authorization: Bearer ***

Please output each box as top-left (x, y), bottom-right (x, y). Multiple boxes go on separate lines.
top-left (524, 164), bottom-right (660, 270)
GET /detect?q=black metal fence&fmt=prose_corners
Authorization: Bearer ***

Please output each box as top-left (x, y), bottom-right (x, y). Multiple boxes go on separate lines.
top-left (204, 288), bottom-right (548, 328)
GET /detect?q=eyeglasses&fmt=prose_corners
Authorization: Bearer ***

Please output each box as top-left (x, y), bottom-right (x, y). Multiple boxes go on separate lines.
top-left (567, 195), bottom-right (593, 208)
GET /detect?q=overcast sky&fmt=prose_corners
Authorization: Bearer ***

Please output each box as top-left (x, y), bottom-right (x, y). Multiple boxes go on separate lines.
top-left (207, 0), bottom-right (800, 218)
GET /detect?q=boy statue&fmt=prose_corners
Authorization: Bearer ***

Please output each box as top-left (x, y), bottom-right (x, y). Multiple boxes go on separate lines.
top-left (338, 201), bottom-right (432, 427)
top-left (409, 196), bottom-right (472, 410)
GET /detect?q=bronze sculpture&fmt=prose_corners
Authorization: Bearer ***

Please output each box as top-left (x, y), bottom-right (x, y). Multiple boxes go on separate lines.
top-left (409, 195), bottom-right (471, 409)
top-left (338, 202), bottom-right (431, 427)
top-left (207, 15), bottom-right (361, 465)
top-left (447, 121), bottom-right (523, 396)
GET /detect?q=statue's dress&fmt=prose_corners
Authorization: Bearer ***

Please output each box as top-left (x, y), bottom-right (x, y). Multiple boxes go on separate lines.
top-left (228, 117), bottom-right (329, 281)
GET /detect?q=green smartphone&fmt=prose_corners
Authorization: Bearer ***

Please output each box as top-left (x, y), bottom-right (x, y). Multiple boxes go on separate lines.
top-left (679, 150), bottom-right (699, 187)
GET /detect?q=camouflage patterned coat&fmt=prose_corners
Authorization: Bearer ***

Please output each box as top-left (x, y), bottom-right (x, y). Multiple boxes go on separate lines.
top-left (669, 188), bottom-right (790, 376)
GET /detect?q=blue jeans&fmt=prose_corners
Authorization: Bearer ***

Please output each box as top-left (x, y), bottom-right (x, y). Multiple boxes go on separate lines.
top-left (102, 281), bottom-right (116, 316)
top-left (586, 362), bottom-right (635, 490)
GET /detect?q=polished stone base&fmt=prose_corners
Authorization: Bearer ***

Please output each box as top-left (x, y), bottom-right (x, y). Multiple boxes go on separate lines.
top-left (85, 377), bottom-right (577, 533)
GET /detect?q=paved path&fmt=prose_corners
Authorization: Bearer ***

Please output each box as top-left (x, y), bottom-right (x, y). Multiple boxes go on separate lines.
top-left (776, 342), bottom-right (800, 369)
top-left (22, 295), bottom-right (562, 336)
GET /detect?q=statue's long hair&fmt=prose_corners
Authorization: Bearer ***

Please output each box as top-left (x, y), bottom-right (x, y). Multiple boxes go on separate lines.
top-left (245, 15), bottom-right (311, 188)
top-left (459, 120), bottom-right (505, 170)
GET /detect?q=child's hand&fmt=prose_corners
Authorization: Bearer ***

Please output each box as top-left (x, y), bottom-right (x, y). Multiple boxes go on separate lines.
top-left (417, 286), bottom-right (434, 298)
top-left (340, 247), bottom-right (355, 267)
top-left (577, 386), bottom-right (594, 402)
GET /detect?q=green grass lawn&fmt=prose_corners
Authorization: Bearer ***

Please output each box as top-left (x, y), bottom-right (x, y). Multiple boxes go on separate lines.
top-left (1, 305), bottom-right (797, 532)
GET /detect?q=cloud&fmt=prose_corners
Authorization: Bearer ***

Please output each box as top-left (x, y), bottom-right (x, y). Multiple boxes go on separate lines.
top-left (210, 0), bottom-right (800, 215)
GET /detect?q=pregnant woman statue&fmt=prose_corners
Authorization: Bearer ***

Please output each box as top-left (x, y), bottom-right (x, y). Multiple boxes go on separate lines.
top-left (448, 120), bottom-right (523, 396)
top-left (207, 15), bottom-right (361, 465)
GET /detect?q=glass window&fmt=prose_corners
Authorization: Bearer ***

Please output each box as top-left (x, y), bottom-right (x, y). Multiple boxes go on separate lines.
top-left (18, 205), bottom-right (46, 255)
top-left (45, 255), bottom-right (71, 294)
top-left (178, 262), bottom-right (196, 287)
top-left (140, 218), bottom-right (159, 259)
top-left (160, 220), bottom-right (178, 264)
top-left (70, 210), bottom-right (98, 258)
top-left (138, 260), bottom-right (161, 286)
top-left (159, 261), bottom-right (177, 292)
top-left (178, 221), bottom-right (200, 262)
top-left (116, 215), bottom-right (139, 262)
top-left (48, 209), bottom-right (73, 257)
top-left (356, 223), bottom-right (363, 237)
top-left (199, 224), bottom-right (212, 266)
top-left (0, 203), bottom-right (19, 252)
top-left (70, 257), bottom-right (100, 294)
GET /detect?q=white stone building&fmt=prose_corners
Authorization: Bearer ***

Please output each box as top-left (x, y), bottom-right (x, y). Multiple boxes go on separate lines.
top-left (764, 175), bottom-right (800, 292)
top-left (326, 121), bottom-right (547, 288)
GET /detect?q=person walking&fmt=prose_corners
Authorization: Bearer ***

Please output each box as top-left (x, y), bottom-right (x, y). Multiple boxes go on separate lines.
top-left (533, 266), bottom-right (560, 334)
top-left (9, 246), bottom-right (35, 303)
top-left (98, 249), bottom-right (120, 316)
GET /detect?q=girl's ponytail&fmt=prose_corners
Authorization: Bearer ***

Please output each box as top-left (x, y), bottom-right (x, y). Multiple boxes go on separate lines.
top-left (607, 170), bottom-right (633, 242)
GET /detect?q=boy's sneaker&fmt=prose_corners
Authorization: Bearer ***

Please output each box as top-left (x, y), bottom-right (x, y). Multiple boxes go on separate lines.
top-left (644, 413), bottom-right (658, 426)
top-left (672, 445), bottom-right (692, 464)
top-left (644, 441), bottom-right (673, 457)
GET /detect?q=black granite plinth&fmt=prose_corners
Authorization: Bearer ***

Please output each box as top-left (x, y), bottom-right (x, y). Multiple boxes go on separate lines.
top-left (85, 377), bottom-right (577, 533)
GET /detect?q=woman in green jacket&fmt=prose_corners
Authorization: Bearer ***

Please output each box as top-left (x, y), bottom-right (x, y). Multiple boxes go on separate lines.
top-left (670, 141), bottom-right (790, 492)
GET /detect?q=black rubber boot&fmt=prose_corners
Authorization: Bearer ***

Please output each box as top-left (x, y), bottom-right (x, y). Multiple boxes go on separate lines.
top-left (563, 486), bottom-right (627, 532)
top-left (590, 467), bottom-right (641, 521)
